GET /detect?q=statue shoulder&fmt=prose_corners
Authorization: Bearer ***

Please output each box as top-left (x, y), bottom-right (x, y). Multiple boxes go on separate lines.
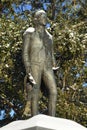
top-left (23, 27), bottom-right (35, 36)
top-left (45, 29), bottom-right (53, 40)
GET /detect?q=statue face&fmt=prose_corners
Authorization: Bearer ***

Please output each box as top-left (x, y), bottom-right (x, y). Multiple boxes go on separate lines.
top-left (35, 10), bottom-right (47, 26)
top-left (39, 12), bottom-right (47, 26)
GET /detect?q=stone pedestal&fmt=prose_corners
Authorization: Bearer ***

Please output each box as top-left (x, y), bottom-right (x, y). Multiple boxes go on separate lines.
top-left (0, 114), bottom-right (87, 130)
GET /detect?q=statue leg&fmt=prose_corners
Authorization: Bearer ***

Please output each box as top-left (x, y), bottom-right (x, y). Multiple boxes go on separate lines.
top-left (30, 64), bottom-right (41, 116)
top-left (31, 88), bottom-right (40, 116)
top-left (43, 69), bottom-right (57, 116)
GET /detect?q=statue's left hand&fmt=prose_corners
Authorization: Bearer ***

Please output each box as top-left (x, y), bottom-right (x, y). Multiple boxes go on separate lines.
top-left (52, 66), bottom-right (59, 70)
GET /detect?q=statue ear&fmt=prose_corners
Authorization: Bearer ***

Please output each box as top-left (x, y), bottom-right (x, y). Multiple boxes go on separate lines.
top-left (34, 17), bottom-right (37, 21)
top-left (33, 17), bottom-right (38, 25)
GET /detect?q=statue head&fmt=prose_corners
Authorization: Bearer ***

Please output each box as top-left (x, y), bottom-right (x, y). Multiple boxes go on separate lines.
top-left (34, 10), bottom-right (47, 26)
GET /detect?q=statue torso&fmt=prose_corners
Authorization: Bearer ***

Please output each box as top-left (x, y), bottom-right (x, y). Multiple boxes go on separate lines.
top-left (24, 27), bottom-right (53, 67)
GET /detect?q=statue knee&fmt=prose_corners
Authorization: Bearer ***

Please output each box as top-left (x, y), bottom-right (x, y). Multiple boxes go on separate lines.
top-left (49, 88), bottom-right (57, 98)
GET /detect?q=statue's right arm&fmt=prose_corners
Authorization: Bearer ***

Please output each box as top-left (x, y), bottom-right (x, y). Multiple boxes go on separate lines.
top-left (23, 33), bottom-right (30, 74)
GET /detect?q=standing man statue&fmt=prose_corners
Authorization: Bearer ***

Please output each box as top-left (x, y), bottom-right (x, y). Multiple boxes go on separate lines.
top-left (23, 10), bottom-right (57, 117)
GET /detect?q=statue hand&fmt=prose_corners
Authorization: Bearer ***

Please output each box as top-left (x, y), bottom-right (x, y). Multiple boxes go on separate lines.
top-left (28, 73), bottom-right (36, 85)
top-left (52, 66), bottom-right (59, 70)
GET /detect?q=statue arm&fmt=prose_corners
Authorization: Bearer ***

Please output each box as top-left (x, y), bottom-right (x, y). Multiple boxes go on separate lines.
top-left (52, 49), bottom-right (56, 67)
top-left (23, 33), bottom-right (30, 73)
top-left (52, 40), bottom-right (59, 70)
top-left (52, 40), bottom-right (56, 67)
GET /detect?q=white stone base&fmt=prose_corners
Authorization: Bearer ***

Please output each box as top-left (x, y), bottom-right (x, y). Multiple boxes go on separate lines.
top-left (0, 114), bottom-right (87, 130)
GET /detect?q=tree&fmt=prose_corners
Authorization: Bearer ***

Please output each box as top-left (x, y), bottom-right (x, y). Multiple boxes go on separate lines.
top-left (0, 0), bottom-right (87, 127)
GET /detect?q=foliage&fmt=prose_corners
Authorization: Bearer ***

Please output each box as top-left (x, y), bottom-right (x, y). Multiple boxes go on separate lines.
top-left (0, 0), bottom-right (87, 127)
top-left (56, 87), bottom-right (87, 126)
top-left (0, 5), bottom-right (32, 126)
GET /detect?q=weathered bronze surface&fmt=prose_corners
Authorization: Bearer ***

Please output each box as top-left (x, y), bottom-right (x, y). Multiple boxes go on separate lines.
top-left (23, 10), bottom-right (57, 117)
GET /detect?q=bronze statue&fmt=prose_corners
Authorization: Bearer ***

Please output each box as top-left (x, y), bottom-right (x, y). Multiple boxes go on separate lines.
top-left (23, 10), bottom-right (57, 117)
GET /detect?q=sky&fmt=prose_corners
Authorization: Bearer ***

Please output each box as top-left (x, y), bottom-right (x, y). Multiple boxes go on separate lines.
top-left (0, 0), bottom-right (87, 122)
